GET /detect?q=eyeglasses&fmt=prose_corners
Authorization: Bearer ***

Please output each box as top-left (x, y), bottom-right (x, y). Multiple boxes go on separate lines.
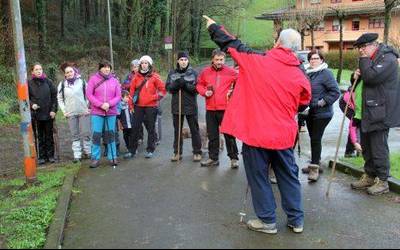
top-left (310, 57), bottom-right (321, 61)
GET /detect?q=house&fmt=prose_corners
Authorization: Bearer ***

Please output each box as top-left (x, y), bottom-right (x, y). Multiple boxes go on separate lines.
top-left (256, 0), bottom-right (400, 52)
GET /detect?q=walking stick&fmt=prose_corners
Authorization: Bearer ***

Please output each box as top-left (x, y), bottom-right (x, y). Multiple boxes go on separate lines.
top-left (34, 115), bottom-right (40, 162)
top-left (53, 118), bottom-right (61, 162)
top-left (326, 75), bottom-right (359, 198)
top-left (177, 89), bottom-right (182, 163)
top-left (239, 185), bottom-right (250, 224)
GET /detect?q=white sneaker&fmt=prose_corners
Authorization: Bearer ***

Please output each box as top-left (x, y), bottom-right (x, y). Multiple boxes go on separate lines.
top-left (247, 219), bottom-right (277, 234)
top-left (288, 224), bottom-right (304, 234)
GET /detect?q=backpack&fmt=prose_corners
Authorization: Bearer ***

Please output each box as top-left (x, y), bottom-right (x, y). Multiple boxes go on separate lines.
top-left (339, 91), bottom-right (355, 120)
top-left (59, 78), bottom-right (87, 104)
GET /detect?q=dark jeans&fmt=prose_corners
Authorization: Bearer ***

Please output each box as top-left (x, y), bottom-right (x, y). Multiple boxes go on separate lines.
top-left (173, 114), bottom-right (202, 155)
top-left (123, 128), bottom-right (134, 153)
top-left (306, 116), bottom-right (332, 165)
top-left (242, 144), bottom-right (304, 227)
top-left (131, 106), bottom-right (158, 154)
top-left (32, 119), bottom-right (55, 160)
top-left (206, 110), bottom-right (238, 161)
top-left (361, 129), bottom-right (390, 181)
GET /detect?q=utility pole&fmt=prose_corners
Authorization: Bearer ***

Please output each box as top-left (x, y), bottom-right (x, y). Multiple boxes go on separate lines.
top-left (10, 0), bottom-right (37, 183)
top-left (107, 0), bottom-right (114, 69)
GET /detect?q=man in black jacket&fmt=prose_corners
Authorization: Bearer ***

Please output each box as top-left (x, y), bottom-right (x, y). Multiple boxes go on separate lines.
top-left (351, 33), bottom-right (400, 195)
top-left (166, 51), bottom-right (202, 162)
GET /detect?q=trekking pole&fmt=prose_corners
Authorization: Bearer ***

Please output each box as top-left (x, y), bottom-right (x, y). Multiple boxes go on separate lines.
top-left (53, 118), bottom-right (61, 162)
top-left (326, 75), bottom-right (359, 198)
top-left (34, 114), bottom-right (40, 163)
top-left (177, 89), bottom-right (182, 164)
top-left (104, 113), bottom-right (117, 169)
top-left (239, 184), bottom-right (250, 224)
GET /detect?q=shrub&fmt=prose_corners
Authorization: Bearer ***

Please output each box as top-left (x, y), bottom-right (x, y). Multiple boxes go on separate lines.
top-left (324, 50), bottom-right (359, 70)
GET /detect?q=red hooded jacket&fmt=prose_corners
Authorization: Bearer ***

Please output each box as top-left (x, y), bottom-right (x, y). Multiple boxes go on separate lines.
top-left (208, 24), bottom-right (312, 150)
top-left (129, 72), bottom-right (166, 109)
top-left (197, 65), bottom-right (237, 111)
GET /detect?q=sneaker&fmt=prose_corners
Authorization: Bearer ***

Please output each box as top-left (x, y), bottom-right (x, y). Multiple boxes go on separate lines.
top-left (123, 152), bottom-right (134, 159)
top-left (193, 154), bottom-right (202, 162)
top-left (288, 224), bottom-right (304, 234)
top-left (367, 178), bottom-right (389, 195)
top-left (171, 154), bottom-right (183, 162)
top-left (247, 219), bottom-right (278, 234)
top-left (231, 159), bottom-right (239, 169)
top-left (145, 152), bottom-right (154, 159)
top-left (351, 174), bottom-right (376, 190)
top-left (200, 158), bottom-right (219, 167)
top-left (38, 159), bottom-right (46, 165)
top-left (302, 165), bottom-right (324, 174)
top-left (82, 153), bottom-right (91, 160)
top-left (308, 164), bottom-right (320, 182)
top-left (90, 160), bottom-right (100, 169)
top-left (49, 157), bottom-right (56, 164)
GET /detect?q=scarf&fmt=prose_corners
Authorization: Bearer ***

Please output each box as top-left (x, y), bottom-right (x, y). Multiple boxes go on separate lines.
top-left (31, 73), bottom-right (47, 80)
top-left (306, 62), bottom-right (329, 74)
top-left (99, 71), bottom-right (112, 80)
top-left (65, 68), bottom-right (82, 85)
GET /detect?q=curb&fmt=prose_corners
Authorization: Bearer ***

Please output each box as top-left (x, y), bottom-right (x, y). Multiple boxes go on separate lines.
top-left (44, 172), bottom-right (76, 249)
top-left (329, 160), bottom-right (400, 194)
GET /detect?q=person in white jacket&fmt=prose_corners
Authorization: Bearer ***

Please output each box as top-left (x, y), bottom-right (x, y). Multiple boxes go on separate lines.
top-left (58, 63), bottom-right (91, 163)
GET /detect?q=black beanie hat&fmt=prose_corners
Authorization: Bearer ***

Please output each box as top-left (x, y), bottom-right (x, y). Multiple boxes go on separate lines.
top-left (177, 51), bottom-right (189, 60)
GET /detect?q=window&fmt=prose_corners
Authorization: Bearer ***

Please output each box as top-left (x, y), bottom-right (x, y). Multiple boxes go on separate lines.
top-left (352, 18), bottom-right (360, 31)
top-left (332, 19), bottom-right (340, 31)
top-left (369, 17), bottom-right (385, 29)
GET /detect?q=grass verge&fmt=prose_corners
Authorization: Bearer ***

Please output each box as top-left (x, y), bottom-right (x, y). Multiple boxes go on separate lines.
top-left (0, 164), bottom-right (79, 249)
top-left (341, 153), bottom-right (400, 180)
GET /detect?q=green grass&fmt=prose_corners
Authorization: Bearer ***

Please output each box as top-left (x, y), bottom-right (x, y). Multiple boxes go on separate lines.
top-left (331, 68), bottom-right (354, 86)
top-left (341, 153), bottom-right (400, 180)
top-left (0, 165), bottom-right (79, 249)
top-left (201, 0), bottom-right (285, 48)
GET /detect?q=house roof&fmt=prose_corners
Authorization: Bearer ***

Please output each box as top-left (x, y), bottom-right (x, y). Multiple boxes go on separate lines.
top-left (256, 3), bottom-right (400, 21)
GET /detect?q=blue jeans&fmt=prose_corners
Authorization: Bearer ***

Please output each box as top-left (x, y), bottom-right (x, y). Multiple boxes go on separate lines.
top-left (242, 144), bottom-right (304, 227)
top-left (91, 115), bottom-right (117, 161)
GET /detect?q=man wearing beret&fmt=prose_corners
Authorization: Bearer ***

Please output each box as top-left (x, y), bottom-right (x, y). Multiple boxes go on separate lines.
top-left (351, 33), bottom-right (400, 195)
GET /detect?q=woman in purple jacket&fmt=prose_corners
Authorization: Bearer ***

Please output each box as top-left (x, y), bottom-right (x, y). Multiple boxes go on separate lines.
top-left (86, 60), bottom-right (121, 168)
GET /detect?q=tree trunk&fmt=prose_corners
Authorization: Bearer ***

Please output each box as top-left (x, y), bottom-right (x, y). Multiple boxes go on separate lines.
top-left (61, 0), bottom-right (65, 38)
top-left (337, 15), bottom-right (344, 84)
top-left (310, 27), bottom-right (315, 49)
top-left (36, 0), bottom-right (47, 58)
top-left (85, 0), bottom-right (90, 27)
top-left (113, 1), bottom-right (121, 36)
top-left (384, 6), bottom-right (392, 44)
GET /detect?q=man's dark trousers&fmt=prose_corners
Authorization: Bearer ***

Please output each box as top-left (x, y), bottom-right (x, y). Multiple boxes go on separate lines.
top-left (206, 110), bottom-right (238, 161)
top-left (242, 144), bottom-right (304, 227)
top-left (361, 129), bottom-right (390, 181)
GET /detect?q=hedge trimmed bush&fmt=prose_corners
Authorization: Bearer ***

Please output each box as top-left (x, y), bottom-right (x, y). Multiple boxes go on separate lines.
top-left (324, 50), bottom-right (359, 70)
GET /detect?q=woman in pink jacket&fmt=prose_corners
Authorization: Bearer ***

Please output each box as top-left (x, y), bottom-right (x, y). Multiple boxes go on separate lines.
top-left (86, 60), bottom-right (121, 168)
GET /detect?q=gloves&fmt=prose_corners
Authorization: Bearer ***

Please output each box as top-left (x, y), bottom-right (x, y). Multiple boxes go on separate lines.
top-left (176, 76), bottom-right (186, 88)
top-left (317, 99), bottom-right (327, 108)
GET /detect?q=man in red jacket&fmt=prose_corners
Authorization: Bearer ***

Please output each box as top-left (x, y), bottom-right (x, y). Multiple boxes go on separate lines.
top-left (203, 16), bottom-right (311, 234)
top-left (196, 49), bottom-right (239, 169)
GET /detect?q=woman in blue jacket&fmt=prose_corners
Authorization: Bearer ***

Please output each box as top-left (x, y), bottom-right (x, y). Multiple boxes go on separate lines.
top-left (304, 50), bottom-right (340, 182)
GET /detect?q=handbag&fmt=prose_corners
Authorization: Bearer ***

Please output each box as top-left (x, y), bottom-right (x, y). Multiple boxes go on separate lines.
top-left (132, 77), bottom-right (149, 105)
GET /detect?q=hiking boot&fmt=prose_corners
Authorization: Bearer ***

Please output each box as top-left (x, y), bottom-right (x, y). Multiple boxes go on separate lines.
top-left (193, 154), bottom-right (202, 162)
top-left (90, 160), bottom-right (100, 169)
top-left (231, 159), bottom-right (239, 169)
top-left (367, 178), bottom-right (390, 195)
top-left (38, 159), bottom-right (46, 165)
top-left (302, 165), bottom-right (324, 174)
top-left (288, 223), bottom-right (304, 234)
top-left (351, 174), bottom-right (375, 190)
top-left (171, 154), bottom-right (183, 162)
top-left (308, 164), bottom-right (320, 182)
top-left (145, 152), bottom-right (154, 159)
top-left (82, 153), bottom-right (91, 160)
top-left (200, 158), bottom-right (219, 167)
top-left (49, 157), bottom-right (56, 164)
top-left (72, 158), bottom-right (81, 164)
top-left (247, 219), bottom-right (278, 235)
